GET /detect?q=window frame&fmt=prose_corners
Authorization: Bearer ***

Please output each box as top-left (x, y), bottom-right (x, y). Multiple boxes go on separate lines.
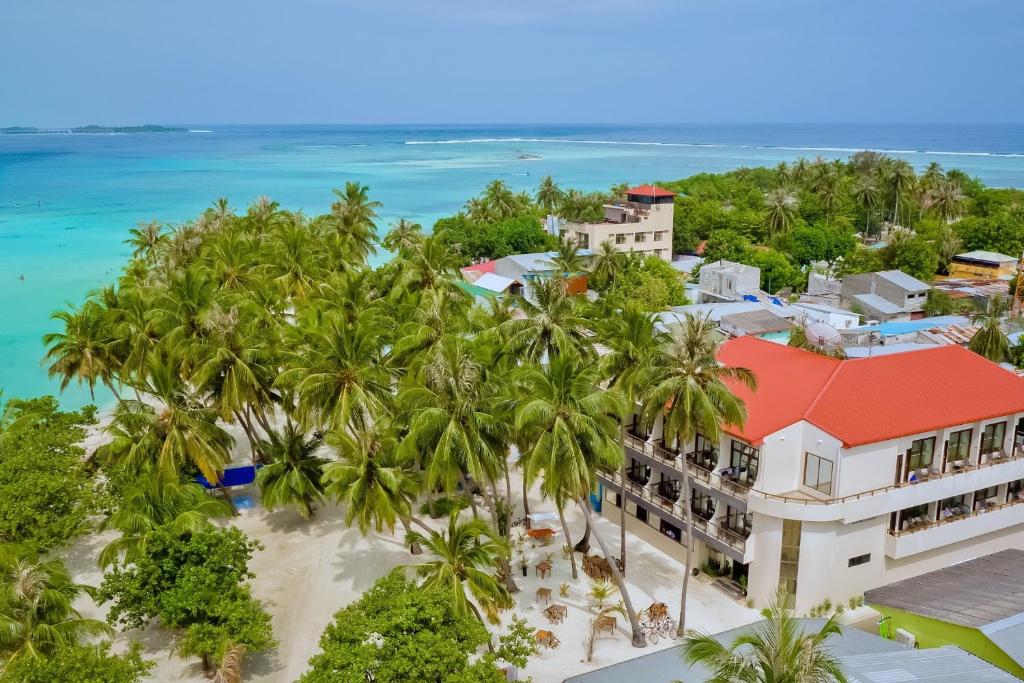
top-left (946, 428), bottom-right (972, 463)
top-left (981, 422), bottom-right (1007, 456)
top-left (803, 452), bottom-right (834, 496)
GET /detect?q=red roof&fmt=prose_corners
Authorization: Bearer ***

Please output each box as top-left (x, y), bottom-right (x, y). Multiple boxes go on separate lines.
top-left (626, 185), bottom-right (675, 198)
top-left (462, 260), bottom-right (497, 273)
top-left (716, 336), bottom-right (1024, 448)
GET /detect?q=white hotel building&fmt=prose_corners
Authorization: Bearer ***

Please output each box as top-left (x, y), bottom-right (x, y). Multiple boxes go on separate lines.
top-left (598, 336), bottom-right (1024, 612)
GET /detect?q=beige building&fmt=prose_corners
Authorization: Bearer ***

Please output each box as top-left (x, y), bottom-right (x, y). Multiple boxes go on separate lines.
top-left (565, 185), bottom-right (674, 262)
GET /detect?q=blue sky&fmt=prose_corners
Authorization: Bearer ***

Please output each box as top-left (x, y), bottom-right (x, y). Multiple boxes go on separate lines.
top-left (2, 0), bottom-right (1021, 126)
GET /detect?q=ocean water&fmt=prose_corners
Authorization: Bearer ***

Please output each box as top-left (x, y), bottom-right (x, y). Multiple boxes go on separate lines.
top-left (2, 123), bottom-right (1024, 407)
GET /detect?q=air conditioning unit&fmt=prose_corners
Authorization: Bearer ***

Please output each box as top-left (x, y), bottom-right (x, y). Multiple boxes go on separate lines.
top-left (894, 628), bottom-right (917, 648)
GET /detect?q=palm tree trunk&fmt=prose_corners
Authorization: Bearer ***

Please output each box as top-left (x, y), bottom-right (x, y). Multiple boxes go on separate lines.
top-left (467, 601), bottom-right (495, 653)
top-left (233, 409), bottom-right (261, 465)
top-left (677, 464), bottom-right (695, 637)
top-left (557, 503), bottom-right (578, 579)
top-left (219, 485), bottom-right (240, 517)
top-left (619, 457), bottom-right (627, 575)
top-left (104, 379), bottom-right (124, 404)
top-left (521, 468), bottom-right (531, 518)
top-left (502, 458), bottom-right (514, 536)
top-left (458, 473), bottom-right (480, 519)
top-left (399, 517), bottom-right (422, 555)
top-left (578, 498), bottom-right (646, 648)
top-left (480, 479), bottom-right (519, 594)
top-left (574, 518), bottom-right (591, 553)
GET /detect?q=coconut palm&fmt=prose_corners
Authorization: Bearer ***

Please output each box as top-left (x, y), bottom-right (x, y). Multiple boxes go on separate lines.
top-left (42, 300), bottom-right (122, 402)
top-left (545, 237), bottom-right (588, 275)
top-left (936, 224), bottom-right (963, 275)
top-left (393, 234), bottom-right (463, 294)
top-left (558, 189), bottom-right (603, 223)
top-left (481, 180), bottom-right (522, 220)
top-left (513, 354), bottom-right (648, 647)
top-left (814, 174), bottom-right (842, 227)
top-left (500, 277), bottom-right (594, 362)
top-left (391, 287), bottom-right (471, 370)
top-left (330, 182), bottom-right (381, 261)
top-left (680, 590), bottom-right (847, 683)
top-left (256, 422), bottom-right (327, 520)
top-left (98, 477), bottom-right (231, 568)
top-left (535, 175), bottom-right (564, 215)
top-left (264, 213), bottom-right (323, 300)
top-left (851, 178), bottom-right (879, 236)
top-left (590, 240), bottom-right (623, 290)
top-left (969, 296), bottom-right (1011, 363)
top-left (382, 218), bottom-right (423, 256)
top-left (125, 220), bottom-right (168, 263)
top-left (641, 313), bottom-right (754, 636)
top-left (0, 552), bottom-right (112, 667)
top-left (763, 188), bottom-right (799, 237)
top-left (885, 160), bottom-right (916, 226)
top-left (405, 512), bottom-right (513, 626)
top-left (277, 309), bottom-right (394, 433)
top-left (930, 181), bottom-right (966, 223)
top-left (323, 420), bottom-right (426, 552)
top-left (97, 354), bottom-right (234, 486)
top-left (920, 161), bottom-right (945, 190)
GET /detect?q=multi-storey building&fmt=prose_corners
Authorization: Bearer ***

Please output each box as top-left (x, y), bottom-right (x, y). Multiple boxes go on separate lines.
top-left (564, 185), bottom-right (674, 261)
top-left (598, 336), bottom-right (1024, 612)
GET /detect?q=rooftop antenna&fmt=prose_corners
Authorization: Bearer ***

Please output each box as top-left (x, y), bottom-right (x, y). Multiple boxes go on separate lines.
top-left (805, 321), bottom-right (842, 355)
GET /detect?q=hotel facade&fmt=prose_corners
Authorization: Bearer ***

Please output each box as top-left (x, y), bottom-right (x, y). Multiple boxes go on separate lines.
top-left (564, 185), bottom-right (674, 262)
top-left (598, 337), bottom-right (1024, 613)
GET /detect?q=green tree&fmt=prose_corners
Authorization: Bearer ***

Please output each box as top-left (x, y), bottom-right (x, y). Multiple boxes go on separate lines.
top-left (882, 232), bottom-right (938, 281)
top-left (969, 296), bottom-right (1011, 363)
top-left (591, 240), bottom-right (623, 290)
top-left (680, 591), bottom-right (847, 683)
top-left (382, 218), bottom-right (424, 256)
top-left (500, 277), bottom-right (594, 362)
top-left (641, 314), bottom-right (754, 636)
top-left (702, 229), bottom-right (752, 263)
top-left (0, 641), bottom-right (153, 683)
top-left (763, 188), bottom-right (799, 237)
top-left (535, 175), bottom-right (564, 215)
top-left (299, 570), bottom-right (517, 683)
top-left (746, 249), bottom-right (805, 293)
top-left (43, 300), bottom-right (123, 402)
top-left (405, 513), bottom-right (513, 626)
top-left (330, 182), bottom-right (381, 262)
top-left (256, 422), bottom-right (328, 521)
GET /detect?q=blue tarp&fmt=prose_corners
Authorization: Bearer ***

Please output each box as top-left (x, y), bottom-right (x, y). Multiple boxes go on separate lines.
top-left (742, 294), bottom-right (759, 302)
top-left (196, 464), bottom-right (261, 489)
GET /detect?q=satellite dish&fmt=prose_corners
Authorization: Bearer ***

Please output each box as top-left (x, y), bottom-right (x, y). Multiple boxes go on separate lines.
top-left (805, 322), bottom-right (842, 349)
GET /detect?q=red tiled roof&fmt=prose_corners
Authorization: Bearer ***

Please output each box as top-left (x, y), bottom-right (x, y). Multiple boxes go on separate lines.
top-left (626, 185), bottom-right (675, 198)
top-left (716, 336), bottom-right (1024, 448)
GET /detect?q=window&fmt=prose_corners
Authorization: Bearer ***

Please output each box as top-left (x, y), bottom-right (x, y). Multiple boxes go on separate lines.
top-left (981, 422), bottom-right (1007, 456)
top-left (939, 495), bottom-right (967, 520)
top-left (974, 486), bottom-right (999, 510)
top-left (576, 232), bottom-right (590, 249)
top-left (615, 233), bottom-right (627, 245)
top-left (1009, 479), bottom-right (1024, 502)
top-left (898, 503), bottom-right (930, 531)
top-left (626, 459), bottom-right (650, 486)
top-left (656, 474), bottom-right (681, 502)
top-left (635, 506), bottom-right (648, 523)
top-left (779, 520), bottom-right (801, 607)
top-left (728, 440), bottom-right (759, 487)
top-left (634, 232), bottom-right (647, 243)
top-left (907, 437), bottom-right (935, 472)
top-left (946, 429), bottom-right (972, 465)
top-left (660, 519), bottom-right (681, 542)
top-left (691, 433), bottom-right (718, 469)
top-left (803, 453), bottom-right (834, 495)
top-left (691, 489), bottom-right (714, 520)
top-left (724, 506), bottom-right (753, 538)
top-left (848, 553), bottom-right (871, 568)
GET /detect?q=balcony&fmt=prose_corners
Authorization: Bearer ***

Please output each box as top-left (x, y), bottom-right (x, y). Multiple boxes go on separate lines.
top-left (621, 430), bottom-right (751, 504)
top-left (885, 495), bottom-right (1024, 559)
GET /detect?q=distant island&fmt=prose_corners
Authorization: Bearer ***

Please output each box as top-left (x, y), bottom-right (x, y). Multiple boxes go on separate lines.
top-left (0, 124), bottom-right (187, 134)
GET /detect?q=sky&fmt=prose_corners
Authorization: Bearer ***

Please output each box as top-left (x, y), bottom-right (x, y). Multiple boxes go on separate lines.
top-left (2, 0), bottom-right (1022, 126)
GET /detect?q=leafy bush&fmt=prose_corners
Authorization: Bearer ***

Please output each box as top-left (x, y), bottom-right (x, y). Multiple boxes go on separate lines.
top-left (420, 494), bottom-right (469, 519)
top-left (0, 642), bottom-right (153, 683)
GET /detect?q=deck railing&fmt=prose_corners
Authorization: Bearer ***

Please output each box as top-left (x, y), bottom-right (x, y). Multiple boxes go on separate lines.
top-left (887, 494), bottom-right (1024, 537)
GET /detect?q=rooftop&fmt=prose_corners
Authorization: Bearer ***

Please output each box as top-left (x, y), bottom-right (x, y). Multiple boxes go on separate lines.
top-left (716, 336), bottom-right (1024, 447)
top-left (954, 250), bottom-right (1018, 265)
top-left (865, 549), bottom-right (1024, 629)
top-left (561, 619), bottom-right (1017, 683)
top-left (472, 272), bottom-right (517, 293)
top-left (853, 292), bottom-right (906, 316)
top-left (720, 309), bottom-right (795, 336)
top-left (700, 259), bottom-right (761, 276)
top-left (626, 184), bottom-right (675, 198)
top-left (876, 269), bottom-right (930, 291)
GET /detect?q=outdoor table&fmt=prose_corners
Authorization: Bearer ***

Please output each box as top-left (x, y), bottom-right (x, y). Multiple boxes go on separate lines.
top-left (535, 629), bottom-right (560, 649)
top-left (535, 560), bottom-right (552, 579)
top-left (544, 603), bottom-right (567, 624)
top-left (535, 587), bottom-right (552, 605)
top-left (595, 614), bottom-right (616, 634)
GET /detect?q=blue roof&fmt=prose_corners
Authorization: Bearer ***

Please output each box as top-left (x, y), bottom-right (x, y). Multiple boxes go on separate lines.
top-left (854, 315), bottom-right (970, 337)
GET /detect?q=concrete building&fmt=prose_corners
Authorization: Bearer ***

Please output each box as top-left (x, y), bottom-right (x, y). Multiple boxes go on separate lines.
top-left (564, 185), bottom-right (674, 262)
top-left (697, 260), bottom-right (762, 303)
top-left (791, 301), bottom-right (861, 330)
top-left (866, 549), bottom-right (1024, 678)
top-left (947, 250), bottom-right (1019, 280)
top-left (564, 619), bottom-right (1017, 683)
top-left (598, 336), bottom-right (1024, 615)
top-left (841, 270), bottom-right (929, 321)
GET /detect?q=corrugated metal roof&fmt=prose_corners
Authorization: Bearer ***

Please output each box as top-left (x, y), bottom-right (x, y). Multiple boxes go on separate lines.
top-left (877, 269), bottom-right (930, 292)
top-left (854, 293), bottom-right (906, 316)
top-left (865, 549), bottom-right (1024, 628)
top-left (473, 272), bottom-right (517, 293)
top-left (982, 612), bottom-right (1024, 671)
top-left (841, 646), bottom-right (1019, 682)
top-left (955, 250), bottom-right (1018, 265)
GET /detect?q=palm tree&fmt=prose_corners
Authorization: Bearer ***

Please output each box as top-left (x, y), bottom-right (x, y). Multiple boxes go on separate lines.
top-left (886, 160), bottom-right (916, 226)
top-left (513, 354), bottom-right (648, 647)
top-left (278, 309), bottom-right (394, 433)
top-left (762, 188), bottom-right (799, 237)
top-left (405, 513), bottom-right (513, 626)
top-left (545, 237), bottom-right (587, 275)
top-left (936, 224), bottom-right (963, 275)
top-left (393, 234), bottom-right (463, 294)
top-left (0, 552), bottom-right (112, 668)
top-left (265, 213), bottom-right (323, 300)
top-left (773, 162), bottom-right (791, 185)
top-left (322, 420), bottom-right (426, 552)
top-left (930, 181), bottom-right (965, 223)
top-left (969, 296), bottom-right (1011, 363)
top-left (815, 174), bottom-right (842, 228)
top-left (330, 182), bottom-right (381, 261)
top-left (42, 300), bottom-right (122, 401)
top-left (641, 313), bottom-right (754, 637)
top-left (97, 354), bottom-right (234, 486)
top-left (481, 180), bottom-right (522, 220)
top-left (500, 277), bottom-right (594, 362)
top-left (590, 240), bottom-right (623, 290)
top-left (851, 178), bottom-right (879, 236)
top-left (558, 189), bottom-right (603, 223)
top-left (535, 175), bottom-right (563, 215)
top-left (680, 590), bottom-right (847, 683)
top-left (920, 161), bottom-right (945, 190)
top-left (598, 305), bottom-right (672, 572)
top-left (124, 220), bottom-right (168, 263)
top-left (98, 476), bottom-right (231, 567)
top-left (382, 218), bottom-right (423, 256)
top-left (256, 422), bottom-right (327, 520)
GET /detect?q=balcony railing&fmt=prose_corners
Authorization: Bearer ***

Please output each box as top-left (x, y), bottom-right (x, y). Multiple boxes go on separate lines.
top-left (622, 430), bottom-right (752, 499)
top-left (887, 494), bottom-right (1024, 537)
top-left (749, 445), bottom-right (1024, 507)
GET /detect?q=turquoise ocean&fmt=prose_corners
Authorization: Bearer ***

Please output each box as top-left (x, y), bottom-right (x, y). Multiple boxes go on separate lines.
top-left (2, 123), bottom-right (1024, 407)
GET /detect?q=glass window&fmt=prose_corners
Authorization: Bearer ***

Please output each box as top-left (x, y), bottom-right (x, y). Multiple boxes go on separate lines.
top-left (692, 433), bottom-right (718, 469)
top-left (946, 429), bottom-right (972, 463)
top-left (691, 489), bottom-right (714, 520)
top-left (939, 495), bottom-right (967, 519)
top-left (635, 506), bottom-right (648, 523)
top-left (660, 519), bottom-right (681, 542)
top-left (974, 486), bottom-right (999, 510)
top-left (729, 440), bottom-right (759, 487)
top-left (634, 232), bottom-right (647, 243)
top-left (907, 437), bottom-right (935, 471)
top-left (779, 520), bottom-right (801, 607)
top-left (803, 453), bottom-right (834, 495)
top-left (615, 233), bottom-right (627, 245)
top-left (982, 422), bottom-right (1007, 455)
